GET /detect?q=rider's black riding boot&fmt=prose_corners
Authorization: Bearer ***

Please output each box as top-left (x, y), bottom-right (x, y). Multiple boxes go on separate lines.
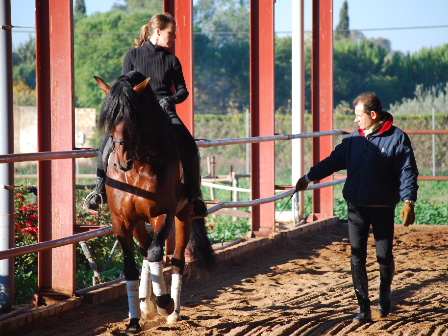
top-left (378, 259), bottom-right (395, 317)
top-left (83, 174), bottom-right (107, 212)
top-left (187, 152), bottom-right (208, 219)
top-left (351, 261), bottom-right (371, 323)
top-left (83, 136), bottom-right (113, 212)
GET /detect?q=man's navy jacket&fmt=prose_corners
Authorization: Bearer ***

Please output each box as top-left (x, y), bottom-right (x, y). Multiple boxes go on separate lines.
top-left (307, 112), bottom-right (418, 206)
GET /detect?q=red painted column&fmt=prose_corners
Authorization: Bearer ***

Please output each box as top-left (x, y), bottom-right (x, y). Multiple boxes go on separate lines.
top-left (35, 0), bottom-right (76, 296)
top-left (310, 0), bottom-right (333, 220)
top-left (164, 0), bottom-right (194, 257)
top-left (250, 0), bottom-right (275, 235)
top-left (164, 0), bottom-right (194, 134)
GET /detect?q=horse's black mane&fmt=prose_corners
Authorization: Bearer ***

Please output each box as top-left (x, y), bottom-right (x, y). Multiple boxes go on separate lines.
top-left (98, 71), bottom-right (178, 161)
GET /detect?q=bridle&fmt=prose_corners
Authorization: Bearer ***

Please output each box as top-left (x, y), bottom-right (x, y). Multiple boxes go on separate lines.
top-left (112, 137), bottom-right (135, 145)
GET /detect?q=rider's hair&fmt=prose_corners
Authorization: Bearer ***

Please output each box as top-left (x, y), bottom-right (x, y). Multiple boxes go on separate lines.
top-left (133, 12), bottom-right (176, 48)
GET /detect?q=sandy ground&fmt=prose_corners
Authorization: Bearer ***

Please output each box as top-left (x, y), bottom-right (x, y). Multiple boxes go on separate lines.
top-left (14, 223), bottom-right (448, 336)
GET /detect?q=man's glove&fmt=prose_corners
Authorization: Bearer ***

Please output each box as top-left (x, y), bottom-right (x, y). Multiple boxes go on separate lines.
top-left (400, 202), bottom-right (415, 227)
top-left (295, 176), bottom-right (309, 192)
top-left (159, 96), bottom-right (174, 112)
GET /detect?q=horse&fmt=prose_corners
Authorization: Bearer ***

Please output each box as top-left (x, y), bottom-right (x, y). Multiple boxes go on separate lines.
top-left (94, 71), bottom-right (215, 335)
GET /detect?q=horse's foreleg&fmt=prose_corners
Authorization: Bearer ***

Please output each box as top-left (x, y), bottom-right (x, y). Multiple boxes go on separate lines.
top-left (167, 208), bottom-right (193, 323)
top-left (147, 213), bottom-right (175, 317)
top-left (133, 225), bottom-right (155, 319)
top-left (115, 229), bottom-right (142, 335)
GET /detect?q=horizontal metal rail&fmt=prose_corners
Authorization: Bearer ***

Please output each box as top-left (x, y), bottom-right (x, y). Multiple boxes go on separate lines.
top-left (0, 224), bottom-right (153, 261)
top-left (207, 178), bottom-right (346, 214)
top-left (196, 130), bottom-right (345, 148)
top-left (0, 149), bottom-right (99, 164)
top-left (0, 179), bottom-right (346, 261)
top-left (0, 130), bottom-right (345, 163)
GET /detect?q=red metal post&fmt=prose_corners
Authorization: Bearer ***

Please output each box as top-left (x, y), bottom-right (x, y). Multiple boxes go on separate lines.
top-left (35, 0), bottom-right (76, 297)
top-left (310, 0), bottom-right (333, 221)
top-left (164, 0), bottom-right (194, 257)
top-left (250, 0), bottom-right (275, 235)
top-left (164, 0), bottom-right (194, 133)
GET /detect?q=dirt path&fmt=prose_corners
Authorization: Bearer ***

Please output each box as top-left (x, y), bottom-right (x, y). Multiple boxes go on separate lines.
top-left (15, 224), bottom-right (448, 336)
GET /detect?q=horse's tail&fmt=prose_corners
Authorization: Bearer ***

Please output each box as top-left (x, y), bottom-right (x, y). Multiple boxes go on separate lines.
top-left (188, 218), bottom-right (216, 271)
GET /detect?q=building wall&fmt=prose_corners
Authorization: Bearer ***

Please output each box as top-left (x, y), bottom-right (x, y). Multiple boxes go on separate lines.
top-left (13, 106), bottom-right (97, 171)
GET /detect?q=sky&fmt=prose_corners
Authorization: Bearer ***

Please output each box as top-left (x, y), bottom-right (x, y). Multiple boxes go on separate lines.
top-left (9, 0), bottom-right (448, 54)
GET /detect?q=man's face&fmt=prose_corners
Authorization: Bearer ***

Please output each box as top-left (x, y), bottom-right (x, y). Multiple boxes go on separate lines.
top-left (354, 103), bottom-right (376, 130)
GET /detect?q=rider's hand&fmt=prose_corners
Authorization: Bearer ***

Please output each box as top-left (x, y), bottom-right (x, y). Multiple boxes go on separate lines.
top-left (400, 201), bottom-right (415, 227)
top-left (159, 97), bottom-right (174, 112)
top-left (295, 176), bottom-right (309, 192)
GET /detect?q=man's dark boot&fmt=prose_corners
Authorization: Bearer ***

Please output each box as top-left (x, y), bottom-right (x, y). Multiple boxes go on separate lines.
top-left (351, 261), bottom-right (371, 323)
top-left (83, 175), bottom-right (107, 212)
top-left (187, 152), bottom-right (208, 219)
top-left (378, 259), bottom-right (395, 317)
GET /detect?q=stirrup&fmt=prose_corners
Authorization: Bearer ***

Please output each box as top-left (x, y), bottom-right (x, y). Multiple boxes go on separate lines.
top-left (190, 197), bottom-right (208, 219)
top-left (82, 191), bottom-right (105, 213)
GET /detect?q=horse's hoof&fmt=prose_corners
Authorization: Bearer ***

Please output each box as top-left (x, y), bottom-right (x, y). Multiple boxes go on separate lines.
top-left (140, 298), bottom-right (156, 320)
top-left (156, 297), bottom-right (175, 317)
top-left (125, 318), bottom-right (141, 335)
top-left (167, 310), bottom-right (182, 324)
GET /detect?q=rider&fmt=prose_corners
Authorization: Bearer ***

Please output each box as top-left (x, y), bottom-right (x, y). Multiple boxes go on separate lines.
top-left (83, 12), bottom-right (208, 218)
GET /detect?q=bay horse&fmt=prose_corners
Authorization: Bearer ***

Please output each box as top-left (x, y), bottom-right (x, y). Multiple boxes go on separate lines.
top-left (94, 71), bottom-right (215, 335)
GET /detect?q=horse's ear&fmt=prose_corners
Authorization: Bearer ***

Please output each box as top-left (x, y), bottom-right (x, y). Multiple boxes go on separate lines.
top-left (133, 77), bottom-right (151, 95)
top-left (94, 76), bottom-right (110, 95)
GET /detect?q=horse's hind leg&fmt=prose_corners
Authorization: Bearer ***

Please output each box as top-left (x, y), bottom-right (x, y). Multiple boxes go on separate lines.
top-left (133, 223), bottom-right (155, 319)
top-left (147, 213), bottom-right (175, 317)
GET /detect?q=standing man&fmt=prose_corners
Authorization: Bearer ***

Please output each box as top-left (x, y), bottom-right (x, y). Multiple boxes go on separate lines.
top-left (295, 92), bottom-right (418, 323)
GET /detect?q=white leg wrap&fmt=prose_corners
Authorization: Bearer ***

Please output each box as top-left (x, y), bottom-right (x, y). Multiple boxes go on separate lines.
top-left (149, 261), bottom-right (166, 296)
top-left (171, 273), bottom-right (182, 313)
top-left (126, 280), bottom-right (141, 319)
top-left (139, 260), bottom-right (155, 319)
top-left (139, 260), bottom-right (151, 299)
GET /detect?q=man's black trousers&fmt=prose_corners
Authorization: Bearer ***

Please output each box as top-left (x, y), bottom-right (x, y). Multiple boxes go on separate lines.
top-left (348, 205), bottom-right (395, 266)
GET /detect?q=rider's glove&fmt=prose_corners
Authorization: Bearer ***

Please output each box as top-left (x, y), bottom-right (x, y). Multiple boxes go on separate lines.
top-left (159, 97), bottom-right (174, 112)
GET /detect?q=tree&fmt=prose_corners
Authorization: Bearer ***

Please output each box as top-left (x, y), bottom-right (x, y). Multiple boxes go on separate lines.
top-left (193, 0), bottom-right (250, 113)
top-left (126, 0), bottom-right (162, 13)
top-left (12, 36), bottom-right (36, 89)
top-left (74, 0), bottom-right (86, 16)
top-left (335, 0), bottom-right (349, 40)
top-left (74, 10), bottom-right (157, 111)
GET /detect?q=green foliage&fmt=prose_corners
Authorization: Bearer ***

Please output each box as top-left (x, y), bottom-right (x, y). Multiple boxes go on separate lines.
top-left (206, 217), bottom-right (250, 244)
top-left (13, 186), bottom-right (39, 304)
top-left (74, 10), bottom-right (157, 112)
top-left (335, 0), bottom-right (349, 40)
top-left (194, 0), bottom-right (250, 113)
top-left (275, 36), bottom-right (292, 113)
top-left (74, 0), bottom-right (86, 16)
top-left (389, 83), bottom-right (448, 114)
top-left (126, 0), bottom-right (162, 13)
top-left (12, 37), bottom-right (36, 89)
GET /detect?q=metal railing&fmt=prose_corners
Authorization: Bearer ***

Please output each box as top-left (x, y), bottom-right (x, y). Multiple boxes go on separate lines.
top-left (0, 178), bottom-right (346, 261)
top-left (0, 130), bottom-right (346, 163)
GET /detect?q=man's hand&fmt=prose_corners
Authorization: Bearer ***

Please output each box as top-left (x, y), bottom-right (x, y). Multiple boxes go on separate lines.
top-left (400, 202), bottom-right (415, 227)
top-left (159, 97), bottom-right (174, 111)
top-left (295, 176), bottom-right (309, 192)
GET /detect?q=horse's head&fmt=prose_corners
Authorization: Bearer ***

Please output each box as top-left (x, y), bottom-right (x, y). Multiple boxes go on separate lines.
top-left (95, 75), bottom-right (150, 172)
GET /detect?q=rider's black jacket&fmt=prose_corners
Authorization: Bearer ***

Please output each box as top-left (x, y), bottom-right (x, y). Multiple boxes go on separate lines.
top-left (122, 41), bottom-right (189, 103)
